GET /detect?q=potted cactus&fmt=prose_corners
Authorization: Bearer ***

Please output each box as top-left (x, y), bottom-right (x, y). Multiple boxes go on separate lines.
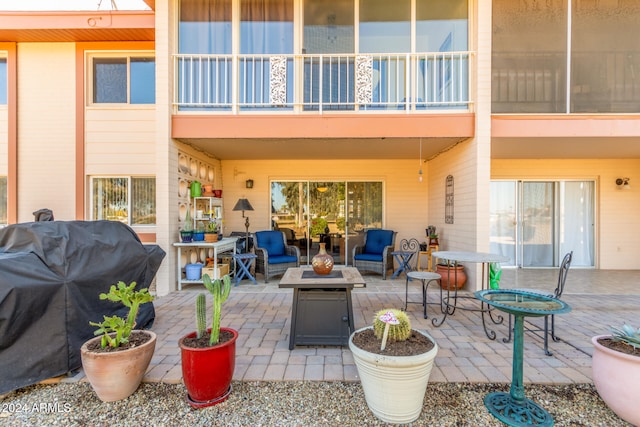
top-left (80, 281), bottom-right (156, 402)
top-left (204, 219), bottom-right (219, 242)
top-left (178, 274), bottom-right (237, 408)
top-left (348, 308), bottom-right (438, 424)
top-left (591, 324), bottom-right (640, 426)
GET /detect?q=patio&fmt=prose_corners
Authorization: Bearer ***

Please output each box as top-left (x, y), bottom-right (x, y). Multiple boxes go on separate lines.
top-left (135, 267), bottom-right (640, 386)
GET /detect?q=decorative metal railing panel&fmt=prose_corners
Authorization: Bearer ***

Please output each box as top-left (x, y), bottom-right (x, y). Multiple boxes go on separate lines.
top-left (174, 52), bottom-right (472, 113)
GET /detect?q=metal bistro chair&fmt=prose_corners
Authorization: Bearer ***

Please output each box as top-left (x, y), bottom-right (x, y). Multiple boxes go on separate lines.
top-left (504, 251), bottom-right (573, 356)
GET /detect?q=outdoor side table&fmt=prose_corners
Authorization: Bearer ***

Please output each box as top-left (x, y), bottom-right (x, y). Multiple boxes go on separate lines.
top-left (232, 253), bottom-right (257, 285)
top-left (391, 251), bottom-right (415, 279)
top-left (475, 289), bottom-right (571, 427)
top-left (405, 271), bottom-right (441, 318)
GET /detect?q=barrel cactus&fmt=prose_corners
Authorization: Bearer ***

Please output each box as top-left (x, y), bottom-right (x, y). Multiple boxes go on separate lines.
top-left (373, 308), bottom-right (411, 342)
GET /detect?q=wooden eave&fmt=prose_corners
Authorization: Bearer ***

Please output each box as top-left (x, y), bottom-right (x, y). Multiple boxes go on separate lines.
top-left (0, 10), bottom-right (154, 42)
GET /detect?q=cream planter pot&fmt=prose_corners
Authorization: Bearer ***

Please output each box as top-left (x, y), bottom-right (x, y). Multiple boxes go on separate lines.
top-left (349, 327), bottom-right (438, 424)
top-left (591, 335), bottom-right (640, 426)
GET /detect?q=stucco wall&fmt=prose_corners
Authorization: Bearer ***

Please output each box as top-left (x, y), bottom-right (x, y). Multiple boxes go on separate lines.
top-left (492, 158), bottom-right (640, 270)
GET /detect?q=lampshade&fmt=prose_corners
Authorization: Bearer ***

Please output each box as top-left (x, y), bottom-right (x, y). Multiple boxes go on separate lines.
top-left (233, 198), bottom-right (254, 212)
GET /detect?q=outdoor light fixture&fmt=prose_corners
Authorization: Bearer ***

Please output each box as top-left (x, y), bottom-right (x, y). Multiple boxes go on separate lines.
top-left (233, 198), bottom-right (254, 251)
top-left (246, 179), bottom-right (254, 189)
top-left (615, 177), bottom-right (631, 190)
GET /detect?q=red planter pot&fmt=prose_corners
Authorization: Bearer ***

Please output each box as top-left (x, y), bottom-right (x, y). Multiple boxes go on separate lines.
top-left (179, 327), bottom-right (238, 408)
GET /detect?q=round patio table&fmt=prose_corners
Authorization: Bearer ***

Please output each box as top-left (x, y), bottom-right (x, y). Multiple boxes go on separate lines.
top-left (430, 251), bottom-right (510, 339)
top-left (475, 289), bottom-right (571, 427)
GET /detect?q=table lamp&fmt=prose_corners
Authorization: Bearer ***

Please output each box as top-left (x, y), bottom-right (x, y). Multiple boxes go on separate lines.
top-left (232, 198), bottom-right (254, 252)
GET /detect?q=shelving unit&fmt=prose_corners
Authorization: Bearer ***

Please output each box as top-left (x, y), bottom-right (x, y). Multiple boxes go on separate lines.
top-left (173, 238), bottom-right (237, 290)
top-left (192, 197), bottom-right (223, 233)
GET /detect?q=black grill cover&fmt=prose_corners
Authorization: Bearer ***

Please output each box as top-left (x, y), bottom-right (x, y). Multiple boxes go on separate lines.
top-left (0, 220), bottom-right (165, 394)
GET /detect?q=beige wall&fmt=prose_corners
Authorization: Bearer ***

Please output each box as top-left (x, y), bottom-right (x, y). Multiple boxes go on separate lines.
top-left (0, 107), bottom-right (6, 174)
top-left (220, 159), bottom-right (429, 243)
top-left (17, 43), bottom-right (76, 222)
top-left (492, 158), bottom-right (640, 269)
top-left (85, 109), bottom-right (156, 175)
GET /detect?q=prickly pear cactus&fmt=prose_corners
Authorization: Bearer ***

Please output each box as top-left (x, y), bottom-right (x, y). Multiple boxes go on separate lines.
top-left (372, 308), bottom-right (411, 342)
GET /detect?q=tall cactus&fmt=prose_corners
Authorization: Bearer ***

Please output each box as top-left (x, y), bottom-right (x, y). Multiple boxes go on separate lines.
top-left (195, 293), bottom-right (207, 339)
top-left (202, 273), bottom-right (231, 345)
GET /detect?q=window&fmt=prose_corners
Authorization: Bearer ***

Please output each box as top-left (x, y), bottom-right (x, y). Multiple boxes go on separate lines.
top-left (91, 55), bottom-right (155, 104)
top-left (91, 177), bottom-right (156, 225)
top-left (0, 57), bottom-right (7, 105)
top-left (0, 176), bottom-right (6, 225)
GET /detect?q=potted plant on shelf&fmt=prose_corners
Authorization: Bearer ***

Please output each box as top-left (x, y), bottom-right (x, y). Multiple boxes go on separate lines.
top-left (591, 324), bottom-right (640, 426)
top-left (179, 274), bottom-right (238, 408)
top-left (180, 208), bottom-right (194, 242)
top-left (81, 281), bottom-right (156, 402)
top-left (193, 221), bottom-right (205, 241)
top-left (204, 219), bottom-right (219, 242)
top-left (348, 308), bottom-right (438, 424)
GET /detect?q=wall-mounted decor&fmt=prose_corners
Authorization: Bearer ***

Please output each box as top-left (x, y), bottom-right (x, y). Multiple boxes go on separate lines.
top-left (445, 175), bottom-right (454, 224)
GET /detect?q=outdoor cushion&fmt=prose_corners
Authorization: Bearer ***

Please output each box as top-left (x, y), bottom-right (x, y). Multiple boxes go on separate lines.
top-left (268, 255), bottom-right (298, 264)
top-left (256, 231), bottom-right (285, 256)
top-left (363, 229), bottom-right (394, 255)
top-left (354, 253), bottom-right (383, 262)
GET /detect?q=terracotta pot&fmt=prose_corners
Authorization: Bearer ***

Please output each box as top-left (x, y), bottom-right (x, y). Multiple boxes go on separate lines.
top-left (179, 328), bottom-right (238, 408)
top-left (591, 335), bottom-right (640, 426)
top-left (81, 330), bottom-right (156, 402)
top-left (312, 243), bottom-right (334, 275)
top-left (349, 327), bottom-right (438, 424)
top-left (435, 264), bottom-right (467, 290)
top-left (204, 232), bottom-right (218, 242)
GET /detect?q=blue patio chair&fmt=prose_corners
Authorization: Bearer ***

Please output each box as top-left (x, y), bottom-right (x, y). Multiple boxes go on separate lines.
top-left (352, 229), bottom-right (397, 280)
top-left (254, 230), bottom-right (300, 283)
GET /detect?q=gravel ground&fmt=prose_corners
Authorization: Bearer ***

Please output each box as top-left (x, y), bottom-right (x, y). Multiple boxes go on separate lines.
top-left (0, 381), bottom-right (630, 426)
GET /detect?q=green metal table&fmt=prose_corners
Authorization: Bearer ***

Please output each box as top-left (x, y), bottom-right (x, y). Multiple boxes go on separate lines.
top-left (475, 289), bottom-right (571, 427)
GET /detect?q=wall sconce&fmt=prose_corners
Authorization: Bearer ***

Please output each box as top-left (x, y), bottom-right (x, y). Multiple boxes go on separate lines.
top-left (246, 179), bottom-right (254, 189)
top-left (616, 177), bottom-right (631, 190)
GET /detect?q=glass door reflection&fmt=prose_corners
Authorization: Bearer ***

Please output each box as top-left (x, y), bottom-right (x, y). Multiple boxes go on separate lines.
top-left (271, 180), bottom-right (382, 266)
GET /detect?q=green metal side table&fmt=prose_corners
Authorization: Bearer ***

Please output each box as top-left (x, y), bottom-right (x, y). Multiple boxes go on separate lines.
top-left (475, 289), bottom-right (571, 427)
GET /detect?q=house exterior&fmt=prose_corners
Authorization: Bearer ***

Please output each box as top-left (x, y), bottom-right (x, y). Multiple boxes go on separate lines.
top-left (0, 0), bottom-right (638, 297)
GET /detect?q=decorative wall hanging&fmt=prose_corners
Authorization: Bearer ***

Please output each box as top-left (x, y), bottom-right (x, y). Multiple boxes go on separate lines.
top-left (445, 175), bottom-right (454, 224)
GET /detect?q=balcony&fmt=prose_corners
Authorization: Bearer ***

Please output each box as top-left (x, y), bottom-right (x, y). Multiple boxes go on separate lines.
top-left (173, 52), bottom-right (472, 114)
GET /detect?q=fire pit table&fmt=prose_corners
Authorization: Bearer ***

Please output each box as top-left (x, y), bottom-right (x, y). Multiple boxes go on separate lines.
top-left (475, 289), bottom-right (571, 427)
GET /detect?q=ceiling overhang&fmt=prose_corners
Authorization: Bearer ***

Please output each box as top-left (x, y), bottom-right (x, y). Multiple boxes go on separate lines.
top-left (0, 10), bottom-right (154, 42)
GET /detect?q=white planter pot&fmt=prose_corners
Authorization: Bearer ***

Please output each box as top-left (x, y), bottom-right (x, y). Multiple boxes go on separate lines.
top-left (591, 335), bottom-right (640, 426)
top-left (349, 327), bottom-right (438, 424)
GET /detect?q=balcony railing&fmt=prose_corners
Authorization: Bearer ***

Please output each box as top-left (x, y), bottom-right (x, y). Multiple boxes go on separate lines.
top-left (173, 52), bottom-right (472, 113)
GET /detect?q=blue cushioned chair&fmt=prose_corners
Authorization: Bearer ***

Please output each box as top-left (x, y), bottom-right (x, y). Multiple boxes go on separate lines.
top-left (254, 230), bottom-right (300, 283)
top-left (352, 229), bottom-right (397, 280)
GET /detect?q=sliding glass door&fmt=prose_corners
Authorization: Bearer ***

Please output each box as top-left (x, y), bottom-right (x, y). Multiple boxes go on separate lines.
top-left (271, 180), bottom-right (383, 265)
top-left (490, 180), bottom-right (594, 267)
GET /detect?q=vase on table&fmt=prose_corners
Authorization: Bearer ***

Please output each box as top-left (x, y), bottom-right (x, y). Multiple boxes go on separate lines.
top-left (312, 243), bottom-right (334, 275)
